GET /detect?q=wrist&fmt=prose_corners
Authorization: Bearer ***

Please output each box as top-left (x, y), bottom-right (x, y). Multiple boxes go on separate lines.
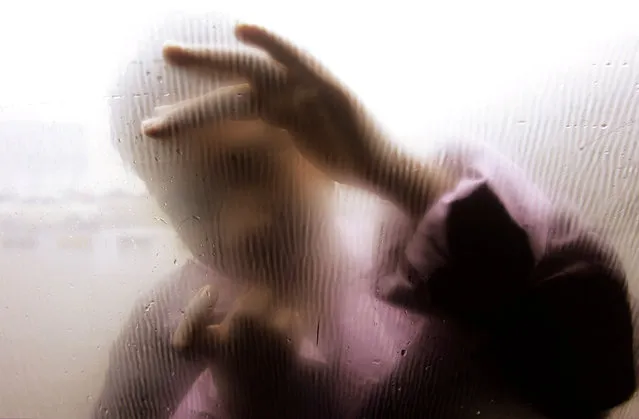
top-left (367, 146), bottom-right (454, 219)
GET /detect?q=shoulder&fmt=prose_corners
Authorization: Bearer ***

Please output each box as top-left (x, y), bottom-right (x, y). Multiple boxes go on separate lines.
top-left (387, 142), bottom-right (554, 320)
top-left (381, 140), bottom-right (633, 326)
top-left (379, 139), bottom-right (637, 413)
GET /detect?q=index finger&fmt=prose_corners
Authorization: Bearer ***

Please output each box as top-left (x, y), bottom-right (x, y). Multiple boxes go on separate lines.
top-left (172, 285), bottom-right (220, 351)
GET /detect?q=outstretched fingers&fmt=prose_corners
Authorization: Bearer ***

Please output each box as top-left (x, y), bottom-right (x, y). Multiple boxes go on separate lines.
top-left (141, 83), bottom-right (255, 138)
top-left (163, 24), bottom-right (324, 83)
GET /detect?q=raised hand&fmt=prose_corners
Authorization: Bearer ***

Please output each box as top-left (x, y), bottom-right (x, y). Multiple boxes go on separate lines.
top-left (141, 23), bottom-right (390, 186)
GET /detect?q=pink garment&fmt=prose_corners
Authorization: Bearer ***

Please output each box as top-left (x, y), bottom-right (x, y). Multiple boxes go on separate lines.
top-left (94, 144), bottom-right (635, 419)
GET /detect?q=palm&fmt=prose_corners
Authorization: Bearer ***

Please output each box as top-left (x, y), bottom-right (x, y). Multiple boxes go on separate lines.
top-left (142, 24), bottom-right (384, 185)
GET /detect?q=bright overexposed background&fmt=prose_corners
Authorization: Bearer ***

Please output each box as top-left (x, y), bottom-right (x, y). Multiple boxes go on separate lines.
top-left (1, 0), bottom-right (639, 195)
top-left (1, 1), bottom-right (639, 417)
